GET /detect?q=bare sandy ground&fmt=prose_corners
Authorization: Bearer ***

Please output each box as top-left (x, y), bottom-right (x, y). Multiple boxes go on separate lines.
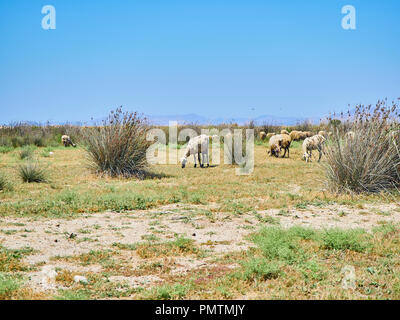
top-left (1, 202), bottom-right (399, 292)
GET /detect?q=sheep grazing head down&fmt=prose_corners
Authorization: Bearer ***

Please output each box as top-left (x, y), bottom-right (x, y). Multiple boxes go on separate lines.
top-left (272, 145), bottom-right (281, 157)
top-left (181, 157), bottom-right (187, 168)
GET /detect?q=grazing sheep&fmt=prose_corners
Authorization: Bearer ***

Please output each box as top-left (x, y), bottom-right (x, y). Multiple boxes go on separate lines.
top-left (304, 131), bottom-right (314, 138)
top-left (318, 130), bottom-right (328, 139)
top-left (280, 134), bottom-right (292, 158)
top-left (299, 131), bottom-right (308, 140)
top-left (268, 134), bottom-right (292, 158)
top-left (259, 131), bottom-right (267, 140)
top-left (289, 130), bottom-right (307, 141)
top-left (281, 129), bottom-right (289, 135)
top-left (181, 134), bottom-right (217, 168)
top-left (61, 135), bottom-right (76, 147)
top-left (345, 131), bottom-right (355, 140)
top-left (266, 133), bottom-right (275, 139)
top-left (289, 130), bottom-right (301, 141)
top-left (302, 134), bottom-right (326, 163)
top-left (268, 135), bottom-right (283, 158)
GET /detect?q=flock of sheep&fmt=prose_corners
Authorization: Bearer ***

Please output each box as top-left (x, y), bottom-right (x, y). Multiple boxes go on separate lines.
top-left (61, 129), bottom-right (352, 168)
top-left (262, 129), bottom-right (333, 163)
top-left (178, 129), bottom-right (338, 169)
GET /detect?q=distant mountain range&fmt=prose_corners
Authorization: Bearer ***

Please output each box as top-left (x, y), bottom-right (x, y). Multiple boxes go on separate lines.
top-left (146, 113), bottom-right (322, 126)
top-left (1, 113), bottom-right (324, 127)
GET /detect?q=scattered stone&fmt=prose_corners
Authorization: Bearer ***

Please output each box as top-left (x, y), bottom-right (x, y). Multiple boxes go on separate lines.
top-left (170, 216), bottom-right (186, 221)
top-left (39, 265), bottom-right (58, 290)
top-left (341, 265), bottom-right (356, 290)
top-left (74, 275), bottom-right (88, 284)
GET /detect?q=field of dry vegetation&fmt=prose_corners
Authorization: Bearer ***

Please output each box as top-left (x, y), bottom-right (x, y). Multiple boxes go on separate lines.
top-left (1, 127), bottom-right (400, 300)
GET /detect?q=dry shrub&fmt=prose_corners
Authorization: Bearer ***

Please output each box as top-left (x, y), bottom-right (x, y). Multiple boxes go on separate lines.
top-left (83, 107), bottom-right (151, 179)
top-left (258, 122), bottom-right (281, 137)
top-left (324, 99), bottom-right (400, 193)
top-left (293, 119), bottom-right (314, 132)
top-left (18, 162), bottom-right (48, 183)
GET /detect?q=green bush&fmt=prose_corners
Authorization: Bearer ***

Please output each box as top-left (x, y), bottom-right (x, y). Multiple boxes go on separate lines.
top-left (0, 273), bottom-right (20, 299)
top-left (146, 283), bottom-right (188, 300)
top-left (0, 146), bottom-right (13, 154)
top-left (239, 258), bottom-right (282, 281)
top-left (0, 173), bottom-right (12, 192)
top-left (322, 228), bottom-right (370, 252)
top-left (249, 227), bottom-right (301, 263)
top-left (18, 162), bottom-right (48, 183)
top-left (18, 145), bottom-right (35, 160)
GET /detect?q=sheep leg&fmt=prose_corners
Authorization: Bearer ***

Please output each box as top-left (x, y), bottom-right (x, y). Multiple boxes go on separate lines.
top-left (318, 150), bottom-right (322, 162)
top-left (193, 154), bottom-right (197, 168)
top-left (198, 152), bottom-right (203, 168)
top-left (206, 152), bottom-right (209, 167)
top-left (307, 150), bottom-right (312, 162)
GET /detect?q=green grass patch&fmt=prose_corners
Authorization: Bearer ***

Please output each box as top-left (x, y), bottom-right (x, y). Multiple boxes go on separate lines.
top-left (0, 273), bottom-right (21, 299)
top-left (0, 245), bottom-right (34, 272)
top-left (321, 228), bottom-right (370, 252)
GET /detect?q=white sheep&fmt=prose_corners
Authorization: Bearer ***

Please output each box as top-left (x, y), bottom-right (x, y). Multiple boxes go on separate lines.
top-left (345, 131), bottom-right (355, 140)
top-left (268, 134), bottom-right (292, 158)
top-left (259, 131), bottom-right (267, 140)
top-left (281, 129), bottom-right (289, 135)
top-left (180, 134), bottom-right (217, 168)
top-left (61, 135), bottom-right (76, 147)
top-left (268, 134), bottom-right (283, 157)
top-left (302, 134), bottom-right (326, 163)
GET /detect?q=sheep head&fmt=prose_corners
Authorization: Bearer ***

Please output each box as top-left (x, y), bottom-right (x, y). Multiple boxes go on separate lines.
top-left (271, 144), bottom-right (281, 157)
top-left (181, 157), bottom-right (187, 168)
top-left (302, 152), bottom-right (311, 162)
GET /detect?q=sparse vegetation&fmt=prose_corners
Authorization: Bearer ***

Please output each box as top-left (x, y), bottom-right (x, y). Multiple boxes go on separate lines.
top-left (18, 145), bottom-right (35, 160)
top-left (1, 113), bottom-right (400, 300)
top-left (0, 122), bottom-right (82, 149)
top-left (0, 273), bottom-right (20, 300)
top-left (18, 162), bottom-right (48, 183)
top-left (0, 172), bottom-right (12, 192)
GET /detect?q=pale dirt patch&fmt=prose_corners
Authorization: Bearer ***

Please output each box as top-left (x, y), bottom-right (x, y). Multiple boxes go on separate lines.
top-left (1, 202), bottom-right (399, 294)
top-left (261, 203), bottom-right (400, 230)
top-left (108, 275), bottom-right (163, 288)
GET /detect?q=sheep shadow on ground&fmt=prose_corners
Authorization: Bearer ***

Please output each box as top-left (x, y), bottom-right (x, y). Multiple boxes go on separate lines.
top-left (141, 171), bottom-right (173, 180)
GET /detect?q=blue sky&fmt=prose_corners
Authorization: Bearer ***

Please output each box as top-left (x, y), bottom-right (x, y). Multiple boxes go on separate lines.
top-left (0, 0), bottom-right (399, 123)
